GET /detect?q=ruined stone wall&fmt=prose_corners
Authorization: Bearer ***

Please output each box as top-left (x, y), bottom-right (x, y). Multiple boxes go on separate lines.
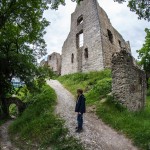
top-left (97, 5), bottom-right (131, 68)
top-left (61, 0), bottom-right (104, 75)
top-left (61, 32), bottom-right (79, 75)
top-left (61, 0), bottom-right (132, 75)
top-left (112, 50), bottom-right (146, 111)
top-left (48, 52), bottom-right (61, 75)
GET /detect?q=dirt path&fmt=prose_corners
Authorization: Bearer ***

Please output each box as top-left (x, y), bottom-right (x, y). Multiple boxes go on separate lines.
top-left (47, 80), bottom-right (138, 150)
top-left (0, 120), bottom-right (18, 150)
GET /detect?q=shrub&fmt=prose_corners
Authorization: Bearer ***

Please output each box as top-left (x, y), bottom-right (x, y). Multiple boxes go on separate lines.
top-left (147, 88), bottom-right (150, 96)
top-left (9, 104), bottom-right (18, 117)
top-left (93, 78), bottom-right (112, 98)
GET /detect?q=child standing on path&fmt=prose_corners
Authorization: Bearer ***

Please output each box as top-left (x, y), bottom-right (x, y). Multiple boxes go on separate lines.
top-left (75, 89), bottom-right (86, 133)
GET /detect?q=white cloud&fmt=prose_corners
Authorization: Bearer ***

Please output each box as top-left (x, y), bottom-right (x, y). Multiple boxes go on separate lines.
top-left (42, 0), bottom-right (150, 61)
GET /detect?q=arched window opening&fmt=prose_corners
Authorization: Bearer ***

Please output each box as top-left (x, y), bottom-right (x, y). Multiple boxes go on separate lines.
top-left (71, 53), bottom-right (74, 63)
top-left (84, 48), bottom-right (88, 59)
top-left (77, 15), bottom-right (83, 25)
top-left (9, 104), bottom-right (18, 118)
top-left (107, 29), bottom-right (113, 44)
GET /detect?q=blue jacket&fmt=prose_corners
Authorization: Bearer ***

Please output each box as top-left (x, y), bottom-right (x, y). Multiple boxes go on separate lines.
top-left (75, 94), bottom-right (86, 113)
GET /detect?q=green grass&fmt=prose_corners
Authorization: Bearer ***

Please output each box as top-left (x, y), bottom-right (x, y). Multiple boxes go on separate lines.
top-left (58, 69), bottom-right (150, 150)
top-left (9, 85), bottom-right (84, 150)
top-left (58, 69), bottom-right (112, 105)
top-left (97, 96), bottom-right (150, 150)
top-left (0, 120), bottom-right (7, 126)
top-left (147, 88), bottom-right (150, 96)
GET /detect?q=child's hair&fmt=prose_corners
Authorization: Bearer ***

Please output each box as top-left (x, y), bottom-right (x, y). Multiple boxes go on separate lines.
top-left (77, 89), bottom-right (83, 94)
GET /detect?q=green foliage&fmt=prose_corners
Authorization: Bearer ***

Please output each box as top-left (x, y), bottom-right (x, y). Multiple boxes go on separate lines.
top-left (105, 95), bottom-right (126, 112)
top-left (0, 0), bottom-right (51, 116)
top-left (147, 89), bottom-right (150, 96)
top-left (0, 119), bottom-right (7, 126)
top-left (9, 85), bottom-right (84, 149)
top-left (59, 0), bottom-right (150, 21)
top-left (93, 78), bottom-right (112, 98)
top-left (148, 79), bottom-right (150, 96)
top-left (9, 104), bottom-right (18, 117)
top-left (137, 28), bottom-right (150, 77)
top-left (58, 69), bottom-right (111, 104)
top-left (127, 0), bottom-right (150, 21)
top-left (26, 66), bottom-right (56, 93)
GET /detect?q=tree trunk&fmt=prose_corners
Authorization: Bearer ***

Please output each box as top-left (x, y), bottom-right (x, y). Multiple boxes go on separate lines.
top-left (1, 96), bottom-right (9, 118)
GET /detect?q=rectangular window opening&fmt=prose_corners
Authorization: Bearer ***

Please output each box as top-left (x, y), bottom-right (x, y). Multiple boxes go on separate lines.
top-left (76, 31), bottom-right (84, 48)
top-left (107, 29), bottom-right (113, 44)
top-left (118, 40), bottom-right (121, 48)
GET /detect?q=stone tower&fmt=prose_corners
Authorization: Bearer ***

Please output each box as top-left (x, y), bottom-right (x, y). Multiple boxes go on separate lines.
top-left (47, 52), bottom-right (61, 75)
top-left (61, 0), bottom-right (131, 75)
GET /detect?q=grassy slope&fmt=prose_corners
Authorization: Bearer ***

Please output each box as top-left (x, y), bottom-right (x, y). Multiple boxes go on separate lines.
top-left (58, 69), bottom-right (112, 105)
top-left (9, 85), bottom-right (84, 150)
top-left (58, 70), bottom-right (150, 150)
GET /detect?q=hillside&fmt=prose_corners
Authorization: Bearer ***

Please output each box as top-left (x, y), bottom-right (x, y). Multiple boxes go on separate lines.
top-left (8, 85), bottom-right (84, 150)
top-left (58, 69), bottom-right (150, 150)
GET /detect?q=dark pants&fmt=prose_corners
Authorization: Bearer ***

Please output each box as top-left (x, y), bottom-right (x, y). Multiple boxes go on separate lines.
top-left (77, 113), bottom-right (83, 129)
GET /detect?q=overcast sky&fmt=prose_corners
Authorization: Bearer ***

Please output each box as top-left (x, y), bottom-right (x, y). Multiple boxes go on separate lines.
top-left (42, 0), bottom-right (149, 61)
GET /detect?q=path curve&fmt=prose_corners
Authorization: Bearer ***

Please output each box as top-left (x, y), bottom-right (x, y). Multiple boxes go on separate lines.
top-left (0, 120), bottom-right (18, 150)
top-left (47, 80), bottom-right (138, 150)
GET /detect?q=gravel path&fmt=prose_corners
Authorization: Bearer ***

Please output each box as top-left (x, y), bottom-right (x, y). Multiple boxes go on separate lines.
top-left (47, 80), bottom-right (138, 150)
top-left (0, 120), bottom-right (18, 150)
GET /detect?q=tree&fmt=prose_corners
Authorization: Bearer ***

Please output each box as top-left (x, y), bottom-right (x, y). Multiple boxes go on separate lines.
top-left (137, 28), bottom-right (150, 87)
top-left (52, 0), bottom-right (150, 21)
top-left (115, 0), bottom-right (150, 21)
top-left (0, 0), bottom-right (52, 117)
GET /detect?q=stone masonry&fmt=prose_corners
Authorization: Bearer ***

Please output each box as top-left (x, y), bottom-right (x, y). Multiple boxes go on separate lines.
top-left (61, 0), bottom-right (131, 75)
top-left (112, 50), bottom-right (146, 111)
top-left (40, 59), bottom-right (48, 67)
top-left (47, 52), bottom-right (61, 75)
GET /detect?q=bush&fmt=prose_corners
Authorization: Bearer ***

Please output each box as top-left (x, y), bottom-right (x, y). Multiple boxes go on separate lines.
top-left (147, 88), bottom-right (150, 96)
top-left (9, 104), bottom-right (18, 117)
top-left (93, 78), bottom-right (112, 98)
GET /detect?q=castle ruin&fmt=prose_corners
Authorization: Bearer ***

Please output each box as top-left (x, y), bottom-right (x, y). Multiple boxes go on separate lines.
top-left (47, 52), bottom-right (61, 75)
top-left (40, 0), bottom-right (146, 111)
top-left (43, 0), bottom-right (132, 75)
top-left (61, 0), bottom-right (131, 75)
